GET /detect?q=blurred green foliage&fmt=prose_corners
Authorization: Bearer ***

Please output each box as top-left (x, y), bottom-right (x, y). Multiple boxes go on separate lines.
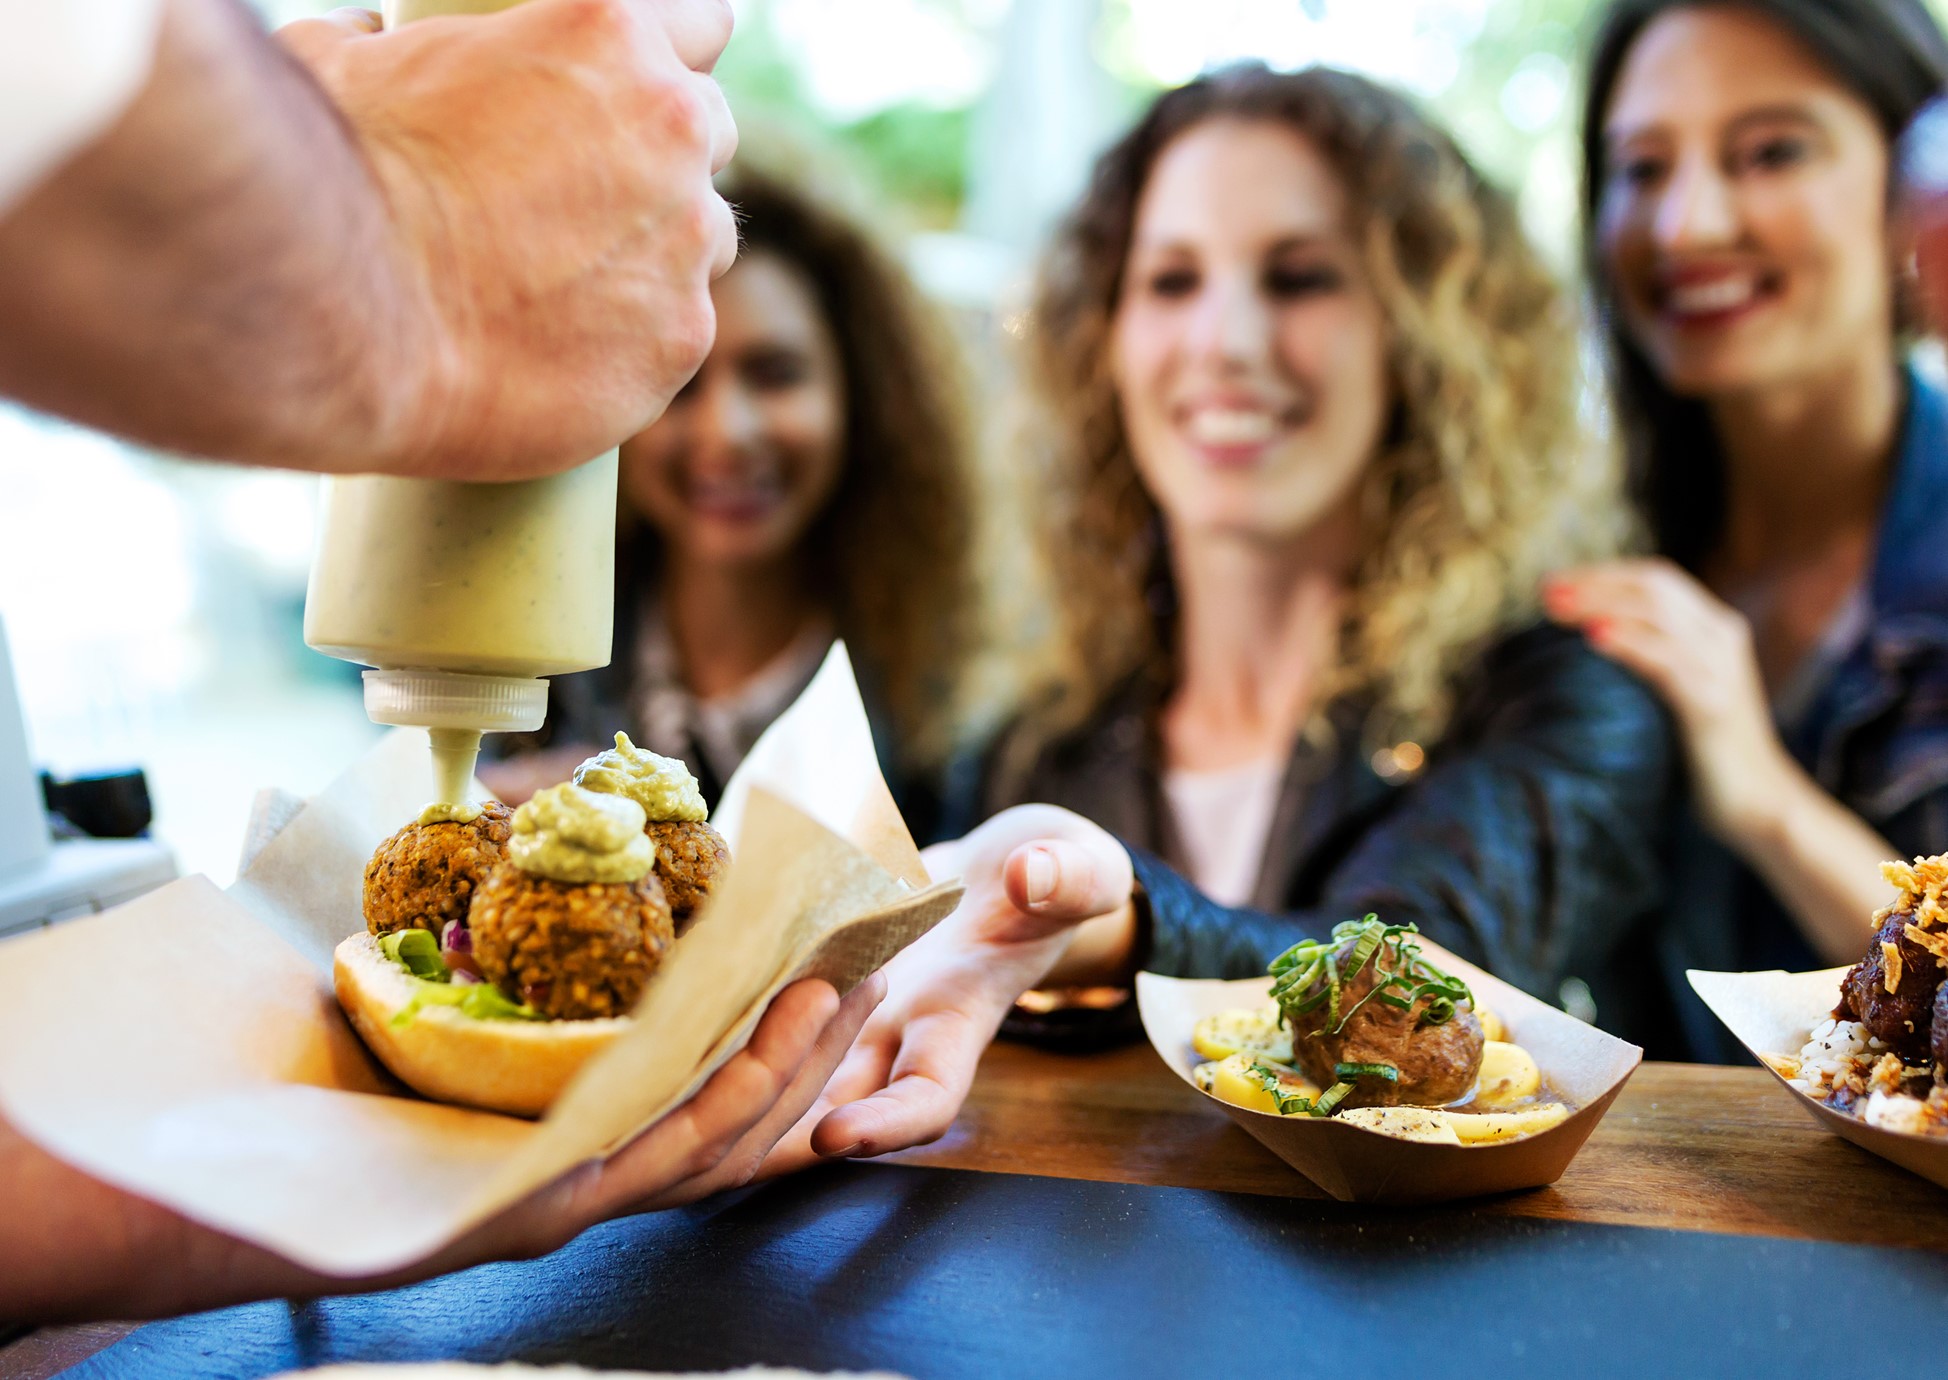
top-left (254, 0), bottom-right (1948, 241)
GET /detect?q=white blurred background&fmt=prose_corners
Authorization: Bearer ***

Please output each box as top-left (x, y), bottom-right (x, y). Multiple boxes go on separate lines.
top-left (0, 0), bottom-right (1916, 880)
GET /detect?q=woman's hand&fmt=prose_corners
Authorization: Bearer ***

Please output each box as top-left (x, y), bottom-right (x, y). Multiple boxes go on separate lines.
top-left (3, 975), bottom-right (879, 1324)
top-left (1544, 559), bottom-right (1794, 842)
top-left (759, 806), bottom-right (1137, 1172)
top-left (1548, 559), bottom-right (1898, 965)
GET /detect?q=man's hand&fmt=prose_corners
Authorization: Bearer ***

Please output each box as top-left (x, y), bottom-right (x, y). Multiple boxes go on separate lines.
top-left (3, 974), bottom-right (878, 1324)
top-left (0, 0), bottom-right (736, 479)
top-left (758, 806), bottom-right (1136, 1172)
top-left (279, 0), bottom-right (738, 478)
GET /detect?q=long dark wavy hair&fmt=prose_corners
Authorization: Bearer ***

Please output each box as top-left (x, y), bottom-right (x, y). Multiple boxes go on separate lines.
top-left (616, 165), bottom-right (979, 768)
top-left (1581, 0), bottom-right (1948, 571)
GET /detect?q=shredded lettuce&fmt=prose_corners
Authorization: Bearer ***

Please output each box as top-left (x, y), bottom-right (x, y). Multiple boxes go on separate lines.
top-left (380, 928), bottom-right (449, 981)
top-left (378, 928), bottom-right (543, 1026)
top-left (390, 978), bottom-right (544, 1028)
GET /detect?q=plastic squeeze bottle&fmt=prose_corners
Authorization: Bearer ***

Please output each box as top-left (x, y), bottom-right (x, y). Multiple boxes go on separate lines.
top-left (304, 0), bottom-right (616, 822)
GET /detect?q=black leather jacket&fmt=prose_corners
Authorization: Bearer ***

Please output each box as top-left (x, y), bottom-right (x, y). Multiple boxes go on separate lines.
top-left (967, 623), bottom-right (1680, 1050)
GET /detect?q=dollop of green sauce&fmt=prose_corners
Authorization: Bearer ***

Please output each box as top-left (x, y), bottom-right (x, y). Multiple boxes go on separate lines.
top-left (574, 731), bottom-right (707, 822)
top-left (417, 801), bottom-right (485, 826)
top-left (509, 783), bottom-right (654, 884)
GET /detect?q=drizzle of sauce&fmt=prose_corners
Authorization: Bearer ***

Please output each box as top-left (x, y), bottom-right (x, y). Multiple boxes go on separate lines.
top-left (416, 727), bottom-right (486, 826)
top-left (574, 731), bottom-right (706, 822)
top-left (509, 783), bottom-right (654, 884)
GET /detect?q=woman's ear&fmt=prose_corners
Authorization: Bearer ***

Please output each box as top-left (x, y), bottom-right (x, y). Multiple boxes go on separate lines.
top-left (1887, 194), bottom-right (1926, 337)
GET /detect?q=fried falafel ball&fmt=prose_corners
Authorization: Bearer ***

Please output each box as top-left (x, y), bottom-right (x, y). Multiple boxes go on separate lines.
top-left (644, 819), bottom-right (730, 932)
top-left (468, 862), bottom-right (676, 1020)
top-left (363, 802), bottom-right (515, 939)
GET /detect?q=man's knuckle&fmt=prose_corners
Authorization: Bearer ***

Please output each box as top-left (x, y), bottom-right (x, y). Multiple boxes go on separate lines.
top-left (667, 291), bottom-right (715, 367)
top-left (558, 0), bottom-right (632, 43)
top-left (643, 80), bottom-right (711, 150)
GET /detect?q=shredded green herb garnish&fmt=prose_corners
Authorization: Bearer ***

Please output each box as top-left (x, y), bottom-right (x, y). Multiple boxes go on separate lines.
top-left (1246, 1061), bottom-right (1360, 1119)
top-left (1334, 1061), bottom-right (1400, 1083)
top-left (1268, 916), bottom-right (1473, 1038)
top-left (1313, 1081), bottom-right (1354, 1116)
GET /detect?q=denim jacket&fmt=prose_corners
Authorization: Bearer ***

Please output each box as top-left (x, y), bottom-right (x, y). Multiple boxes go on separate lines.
top-left (1663, 365), bottom-right (1948, 1061)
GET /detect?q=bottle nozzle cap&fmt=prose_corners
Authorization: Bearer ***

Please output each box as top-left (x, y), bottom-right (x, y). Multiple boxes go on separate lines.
top-left (362, 669), bottom-right (548, 732)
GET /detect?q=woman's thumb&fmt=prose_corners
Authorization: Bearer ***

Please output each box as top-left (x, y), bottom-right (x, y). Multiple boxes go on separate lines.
top-left (1003, 839), bottom-right (1131, 922)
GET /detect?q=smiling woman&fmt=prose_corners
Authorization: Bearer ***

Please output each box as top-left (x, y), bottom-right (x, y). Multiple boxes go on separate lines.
top-left (1546, 0), bottom-right (1948, 1059)
top-left (777, 66), bottom-right (1686, 1167)
top-left (481, 164), bottom-right (980, 835)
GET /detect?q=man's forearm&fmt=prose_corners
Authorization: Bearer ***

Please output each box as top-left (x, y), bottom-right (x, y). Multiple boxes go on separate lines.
top-left (0, 0), bottom-right (436, 472)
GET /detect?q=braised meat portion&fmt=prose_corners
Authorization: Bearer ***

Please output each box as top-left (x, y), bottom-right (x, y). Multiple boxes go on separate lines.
top-left (1839, 908), bottom-right (1945, 1062)
top-left (1934, 982), bottom-right (1948, 1072)
top-left (1273, 920), bottom-right (1484, 1109)
top-left (363, 802), bottom-right (514, 938)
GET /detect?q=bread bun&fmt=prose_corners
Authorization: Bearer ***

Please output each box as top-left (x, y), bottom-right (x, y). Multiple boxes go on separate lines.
top-left (333, 933), bottom-right (629, 1117)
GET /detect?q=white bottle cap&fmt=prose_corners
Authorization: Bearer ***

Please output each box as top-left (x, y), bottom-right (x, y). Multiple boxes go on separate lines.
top-left (361, 668), bottom-right (549, 732)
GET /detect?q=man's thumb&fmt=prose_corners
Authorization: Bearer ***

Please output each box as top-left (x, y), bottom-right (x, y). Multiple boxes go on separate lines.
top-left (277, 8), bottom-right (384, 69)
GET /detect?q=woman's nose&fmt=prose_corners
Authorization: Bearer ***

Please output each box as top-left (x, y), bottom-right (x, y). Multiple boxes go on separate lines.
top-left (1189, 274), bottom-right (1273, 368)
top-left (1653, 154), bottom-right (1740, 251)
top-left (692, 377), bottom-right (763, 454)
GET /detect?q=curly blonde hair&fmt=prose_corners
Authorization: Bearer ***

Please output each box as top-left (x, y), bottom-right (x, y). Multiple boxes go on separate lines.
top-left (1016, 63), bottom-right (1626, 754)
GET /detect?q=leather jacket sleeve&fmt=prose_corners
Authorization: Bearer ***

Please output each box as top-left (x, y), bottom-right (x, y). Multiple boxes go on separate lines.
top-left (1137, 629), bottom-right (1676, 1001)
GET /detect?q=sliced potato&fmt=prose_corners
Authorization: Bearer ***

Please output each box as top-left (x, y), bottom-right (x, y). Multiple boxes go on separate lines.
top-left (1473, 1040), bottom-right (1541, 1104)
top-left (1192, 1060), bottom-right (1219, 1093)
top-left (1447, 1102), bottom-right (1570, 1144)
top-left (1208, 1052), bottom-right (1320, 1116)
top-left (1473, 1003), bottom-right (1506, 1043)
top-left (1338, 1106), bottom-right (1464, 1145)
top-left (1192, 1007), bottom-right (1294, 1064)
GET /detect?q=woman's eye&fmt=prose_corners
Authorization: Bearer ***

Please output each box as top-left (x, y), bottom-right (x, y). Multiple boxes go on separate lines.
top-left (1266, 266), bottom-right (1341, 298)
top-left (1613, 154), bottom-right (1666, 189)
top-left (1146, 268), bottom-right (1199, 298)
top-left (1737, 135), bottom-right (1812, 173)
top-left (743, 351), bottom-right (810, 389)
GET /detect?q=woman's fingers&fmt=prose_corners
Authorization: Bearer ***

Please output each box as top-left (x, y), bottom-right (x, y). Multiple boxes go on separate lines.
top-left (639, 971), bottom-right (888, 1206)
top-left (755, 1021), bottom-right (903, 1178)
top-left (571, 978), bottom-right (843, 1224)
top-left (1581, 615), bottom-right (1687, 698)
top-left (1546, 558), bottom-right (1729, 644)
top-left (809, 1006), bottom-right (991, 1158)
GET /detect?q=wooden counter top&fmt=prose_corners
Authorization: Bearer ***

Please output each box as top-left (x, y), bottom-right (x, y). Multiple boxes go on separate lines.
top-left (890, 1041), bottom-right (1948, 1251)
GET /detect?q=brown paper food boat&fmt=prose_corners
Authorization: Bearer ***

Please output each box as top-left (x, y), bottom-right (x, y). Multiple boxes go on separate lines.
top-left (1136, 941), bottom-right (1641, 1204)
top-left (0, 646), bottom-right (960, 1277)
top-left (1689, 967), bottom-right (1948, 1192)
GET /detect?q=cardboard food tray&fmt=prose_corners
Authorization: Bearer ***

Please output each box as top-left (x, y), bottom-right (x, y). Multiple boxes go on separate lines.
top-left (0, 646), bottom-right (962, 1277)
top-left (1136, 942), bottom-right (1641, 1204)
top-left (1689, 966), bottom-right (1948, 1192)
